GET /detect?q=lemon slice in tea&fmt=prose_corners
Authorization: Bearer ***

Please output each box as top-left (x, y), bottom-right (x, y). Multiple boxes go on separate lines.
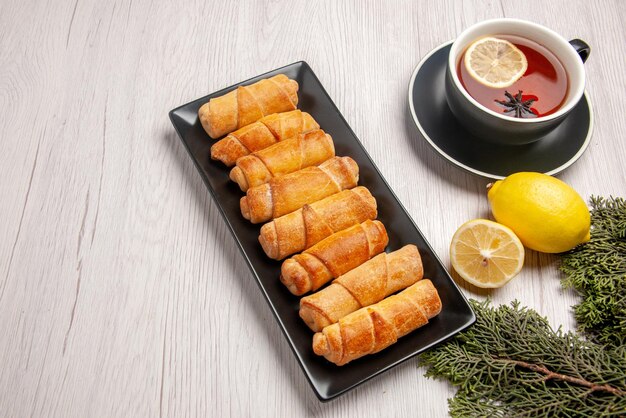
top-left (464, 37), bottom-right (528, 89)
top-left (450, 219), bottom-right (524, 288)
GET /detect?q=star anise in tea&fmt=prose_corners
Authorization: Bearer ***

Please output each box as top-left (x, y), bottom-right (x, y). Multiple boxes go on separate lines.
top-left (495, 90), bottom-right (537, 118)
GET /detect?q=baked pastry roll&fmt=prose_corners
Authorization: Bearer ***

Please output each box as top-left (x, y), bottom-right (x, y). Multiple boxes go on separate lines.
top-left (211, 110), bottom-right (319, 166)
top-left (280, 220), bottom-right (388, 295)
top-left (230, 129), bottom-right (335, 192)
top-left (312, 279), bottom-right (441, 366)
top-left (300, 245), bottom-right (423, 331)
top-left (199, 74), bottom-right (299, 139)
top-left (259, 186), bottom-right (377, 260)
top-left (240, 156), bottom-right (359, 224)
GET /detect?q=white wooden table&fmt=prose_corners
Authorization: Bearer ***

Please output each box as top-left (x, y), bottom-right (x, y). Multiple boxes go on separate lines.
top-left (1, 0), bottom-right (625, 416)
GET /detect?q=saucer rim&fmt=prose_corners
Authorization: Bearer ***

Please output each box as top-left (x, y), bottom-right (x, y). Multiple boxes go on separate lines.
top-left (407, 40), bottom-right (594, 180)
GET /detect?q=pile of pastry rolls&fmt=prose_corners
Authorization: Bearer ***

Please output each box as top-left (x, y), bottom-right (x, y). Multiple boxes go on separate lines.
top-left (199, 74), bottom-right (442, 366)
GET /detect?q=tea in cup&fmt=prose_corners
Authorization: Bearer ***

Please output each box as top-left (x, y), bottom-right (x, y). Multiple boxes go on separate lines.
top-left (445, 19), bottom-right (590, 145)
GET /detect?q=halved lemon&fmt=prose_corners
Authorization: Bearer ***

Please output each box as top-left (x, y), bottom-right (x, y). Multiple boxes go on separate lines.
top-left (450, 219), bottom-right (524, 288)
top-left (464, 37), bottom-right (528, 88)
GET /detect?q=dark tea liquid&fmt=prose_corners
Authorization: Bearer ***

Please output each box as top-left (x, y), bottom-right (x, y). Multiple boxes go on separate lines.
top-left (457, 35), bottom-right (568, 117)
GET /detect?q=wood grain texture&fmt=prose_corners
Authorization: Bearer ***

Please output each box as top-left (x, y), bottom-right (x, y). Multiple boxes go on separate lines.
top-left (0, 0), bottom-right (624, 416)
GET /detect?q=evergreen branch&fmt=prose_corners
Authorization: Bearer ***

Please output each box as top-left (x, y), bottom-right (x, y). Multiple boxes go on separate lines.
top-left (560, 196), bottom-right (626, 348)
top-left (492, 358), bottom-right (625, 397)
top-left (419, 300), bottom-right (626, 417)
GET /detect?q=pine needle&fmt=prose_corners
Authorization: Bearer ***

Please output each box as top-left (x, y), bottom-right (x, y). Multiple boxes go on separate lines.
top-left (560, 196), bottom-right (626, 348)
top-left (419, 300), bottom-right (626, 417)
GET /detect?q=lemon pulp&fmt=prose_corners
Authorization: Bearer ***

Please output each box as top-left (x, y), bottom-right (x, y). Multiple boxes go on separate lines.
top-left (450, 219), bottom-right (525, 288)
top-left (464, 37), bottom-right (528, 88)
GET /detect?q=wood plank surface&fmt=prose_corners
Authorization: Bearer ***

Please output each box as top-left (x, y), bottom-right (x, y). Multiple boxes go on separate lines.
top-left (0, 0), bottom-right (624, 416)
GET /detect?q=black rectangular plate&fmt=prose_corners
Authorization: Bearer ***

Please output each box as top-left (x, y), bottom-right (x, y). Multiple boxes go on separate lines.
top-left (169, 61), bottom-right (475, 401)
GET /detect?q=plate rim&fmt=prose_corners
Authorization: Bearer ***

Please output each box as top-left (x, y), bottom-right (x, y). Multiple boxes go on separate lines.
top-left (169, 60), bottom-right (476, 401)
top-left (407, 41), bottom-right (594, 180)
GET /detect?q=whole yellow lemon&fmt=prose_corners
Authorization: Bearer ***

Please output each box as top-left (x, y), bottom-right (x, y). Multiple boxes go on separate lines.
top-left (487, 172), bottom-right (590, 253)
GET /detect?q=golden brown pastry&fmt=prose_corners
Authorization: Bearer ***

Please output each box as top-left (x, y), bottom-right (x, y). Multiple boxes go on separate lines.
top-left (198, 74), bottom-right (299, 139)
top-left (258, 187), bottom-right (377, 260)
top-left (312, 279), bottom-right (441, 366)
top-left (280, 220), bottom-right (388, 296)
top-left (230, 129), bottom-right (335, 192)
top-left (299, 245), bottom-right (423, 332)
top-left (211, 110), bottom-right (319, 166)
top-left (240, 156), bottom-right (359, 224)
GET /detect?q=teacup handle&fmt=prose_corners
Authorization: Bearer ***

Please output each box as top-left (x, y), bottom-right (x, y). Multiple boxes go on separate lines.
top-left (569, 39), bottom-right (590, 63)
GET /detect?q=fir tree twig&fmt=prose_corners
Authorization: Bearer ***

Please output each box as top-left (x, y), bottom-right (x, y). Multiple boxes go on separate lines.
top-left (492, 358), bottom-right (624, 396)
top-left (560, 196), bottom-right (626, 348)
top-left (419, 300), bottom-right (626, 417)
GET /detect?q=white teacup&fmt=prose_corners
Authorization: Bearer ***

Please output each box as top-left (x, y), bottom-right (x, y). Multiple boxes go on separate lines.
top-left (445, 18), bottom-right (590, 145)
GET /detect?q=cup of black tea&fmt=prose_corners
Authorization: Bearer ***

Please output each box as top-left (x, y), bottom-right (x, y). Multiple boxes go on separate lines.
top-left (445, 18), bottom-right (590, 145)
